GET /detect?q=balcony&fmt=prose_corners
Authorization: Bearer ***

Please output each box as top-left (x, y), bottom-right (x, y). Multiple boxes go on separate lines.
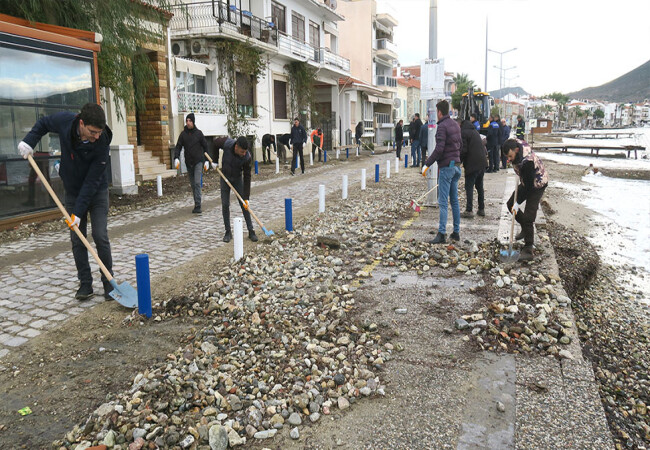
top-left (278, 33), bottom-right (319, 62)
top-left (375, 112), bottom-right (391, 125)
top-left (374, 38), bottom-right (398, 62)
top-left (374, 75), bottom-right (397, 89)
top-left (319, 48), bottom-right (350, 73)
top-left (177, 91), bottom-right (226, 114)
top-left (169, 1), bottom-right (278, 48)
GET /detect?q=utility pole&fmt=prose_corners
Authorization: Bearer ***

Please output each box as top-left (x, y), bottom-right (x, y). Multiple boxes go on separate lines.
top-left (425, 0), bottom-right (438, 207)
top-left (488, 47), bottom-right (516, 91)
top-left (484, 17), bottom-right (488, 92)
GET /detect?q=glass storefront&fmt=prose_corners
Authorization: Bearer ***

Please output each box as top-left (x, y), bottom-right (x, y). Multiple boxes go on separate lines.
top-left (0, 32), bottom-right (96, 219)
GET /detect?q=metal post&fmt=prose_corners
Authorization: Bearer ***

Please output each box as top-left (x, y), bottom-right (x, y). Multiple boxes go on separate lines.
top-left (375, 164), bottom-right (379, 182)
top-left (135, 254), bottom-right (152, 318)
top-left (254, 160), bottom-right (259, 174)
top-left (285, 198), bottom-right (293, 231)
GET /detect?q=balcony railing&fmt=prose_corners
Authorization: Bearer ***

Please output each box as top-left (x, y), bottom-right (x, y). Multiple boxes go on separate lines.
top-left (375, 112), bottom-right (391, 125)
top-left (170, 1), bottom-right (278, 47)
top-left (374, 38), bottom-right (398, 54)
top-left (178, 91), bottom-right (226, 114)
top-left (319, 48), bottom-right (350, 72)
top-left (278, 33), bottom-right (318, 61)
top-left (375, 75), bottom-right (397, 88)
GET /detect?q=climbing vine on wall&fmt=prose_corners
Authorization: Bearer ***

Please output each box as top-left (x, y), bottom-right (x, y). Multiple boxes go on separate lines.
top-left (286, 61), bottom-right (318, 125)
top-left (215, 40), bottom-right (264, 137)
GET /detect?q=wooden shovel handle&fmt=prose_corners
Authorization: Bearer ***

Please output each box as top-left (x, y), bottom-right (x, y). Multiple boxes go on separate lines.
top-left (26, 153), bottom-right (113, 282)
top-left (204, 152), bottom-right (267, 231)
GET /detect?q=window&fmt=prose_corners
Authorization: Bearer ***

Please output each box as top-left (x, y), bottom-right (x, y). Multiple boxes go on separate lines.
top-left (273, 80), bottom-right (287, 120)
top-left (291, 12), bottom-right (305, 42)
top-left (271, 2), bottom-right (286, 33)
top-left (236, 72), bottom-right (254, 117)
top-left (175, 72), bottom-right (206, 94)
top-left (309, 21), bottom-right (320, 48)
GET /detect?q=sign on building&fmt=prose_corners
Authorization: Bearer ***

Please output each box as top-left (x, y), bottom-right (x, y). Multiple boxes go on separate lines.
top-left (420, 58), bottom-right (445, 101)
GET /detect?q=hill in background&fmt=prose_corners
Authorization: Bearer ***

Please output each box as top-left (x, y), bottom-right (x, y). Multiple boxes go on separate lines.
top-left (490, 87), bottom-right (529, 99)
top-left (567, 60), bottom-right (650, 102)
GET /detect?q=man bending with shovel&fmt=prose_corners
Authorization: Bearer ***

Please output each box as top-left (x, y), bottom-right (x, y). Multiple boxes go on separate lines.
top-left (19, 103), bottom-right (114, 301)
top-left (212, 137), bottom-right (258, 243)
top-left (502, 138), bottom-right (548, 261)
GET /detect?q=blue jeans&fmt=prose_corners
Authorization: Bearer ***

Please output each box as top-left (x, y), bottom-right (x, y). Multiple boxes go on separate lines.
top-left (411, 140), bottom-right (420, 166)
top-left (437, 165), bottom-right (462, 234)
top-left (65, 189), bottom-right (113, 286)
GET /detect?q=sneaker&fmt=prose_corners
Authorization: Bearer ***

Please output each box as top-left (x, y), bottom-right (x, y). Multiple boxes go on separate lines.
top-left (75, 284), bottom-right (94, 301)
top-left (249, 230), bottom-right (259, 242)
top-left (519, 245), bottom-right (534, 261)
top-left (192, 206), bottom-right (202, 214)
top-left (461, 210), bottom-right (474, 219)
top-left (290, 171), bottom-right (295, 176)
top-left (450, 232), bottom-right (460, 241)
top-left (223, 231), bottom-right (232, 243)
top-left (515, 231), bottom-right (524, 241)
top-left (477, 209), bottom-right (485, 217)
top-left (103, 281), bottom-right (114, 300)
top-left (429, 232), bottom-right (446, 244)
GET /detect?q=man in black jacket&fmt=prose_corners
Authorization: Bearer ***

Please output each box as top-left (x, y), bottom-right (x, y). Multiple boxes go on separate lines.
top-left (395, 120), bottom-right (403, 159)
top-left (261, 133), bottom-right (275, 164)
top-left (459, 119), bottom-right (488, 218)
top-left (486, 115), bottom-right (500, 172)
top-left (516, 115), bottom-right (525, 140)
top-left (290, 117), bottom-right (307, 175)
top-left (174, 113), bottom-right (208, 213)
top-left (278, 133), bottom-right (291, 164)
top-left (213, 136), bottom-right (258, 243)
top-left (411, 113), bottom-right (423, 167)
top-left (19, 103), bottom-right (114, 300)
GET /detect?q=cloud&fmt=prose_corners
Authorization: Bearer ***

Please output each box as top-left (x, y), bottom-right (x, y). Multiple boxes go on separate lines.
top-left (0, 73), bottom-right (92, 100)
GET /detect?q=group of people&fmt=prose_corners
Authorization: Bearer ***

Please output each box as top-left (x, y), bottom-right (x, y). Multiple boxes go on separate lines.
top-left (259, 118), bottom-right (325, 175)
top-left (17, 101), bottom-right (544, 303)
top-left (420, 101), bottom-right (547, 262)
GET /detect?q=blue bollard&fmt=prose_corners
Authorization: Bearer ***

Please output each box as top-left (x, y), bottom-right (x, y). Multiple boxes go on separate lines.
top-left (375, 164), bottom-right (379, 182)
top-left (285, 198), bottom-right (293, 231)
top-left (346, 148), bottom-right (349, 159)
top-left (405, 155), bottom-right (408, 168)
top-left (324, 150), bottom-right (327, 163)
top-left (254, 160), bottom-right (259, 174)
top-left (135, 254), bottom-right (152, 318)
top-left (200, 172), bottom-right (203, 188)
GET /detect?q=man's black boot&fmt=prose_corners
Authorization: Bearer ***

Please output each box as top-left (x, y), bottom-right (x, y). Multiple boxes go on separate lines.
top-left (249, 230), bottom-right (259, 242)
top-left (429, 232), bottom-right (446, 244)
top-left (75, 283), bottom-right (94, 301)
top-left (192, 205), bottom-right (202, 214)
top-left (223, 231), bottom-right (232, 243)
top-left (477, 209), bottom-right (485, 217)
top-left (520, 245), bottom-right (534, 261)
top-left (103, 281), bottom-right (114, 300)
top-left (450, 231), bottom-right (460, 241)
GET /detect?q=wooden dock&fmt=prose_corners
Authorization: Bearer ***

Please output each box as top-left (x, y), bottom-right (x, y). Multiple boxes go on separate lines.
top-left (533, 143), bottom-right (644, 159)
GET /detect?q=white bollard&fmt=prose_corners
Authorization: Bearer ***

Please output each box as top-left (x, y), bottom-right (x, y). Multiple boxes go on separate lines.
top-left (275, 156), bottom-right (279, 174)
top-left (233, 218), bottom-right (244, 261)
top-left (342, 175), bottom-right (348, 200)
top-left (386, 160), bottom-right (391, 179)
top-left (310, 150), bottom-right (314, 166)
top-left (395, 157), bottom-right (399, 174)
top-left (318, 184), bottom-right (325, 213)
top-left (356, 146), bottom-right (359, 157)
top-left (156, 175), bottom-right (162, 197)
top-left (361, 168), bottom-right (366, 190)
top-left (336, 148), bottom-right (340, 159)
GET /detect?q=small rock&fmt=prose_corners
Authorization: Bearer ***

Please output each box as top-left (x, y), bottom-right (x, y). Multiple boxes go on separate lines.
top-left (290, 427), bottom-right (300, 440)
top-left (496, 401), bottom-right (506, 412)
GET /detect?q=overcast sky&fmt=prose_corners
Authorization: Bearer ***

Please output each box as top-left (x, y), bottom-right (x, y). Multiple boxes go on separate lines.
top-left (382, 0), bottom-right (650, 96)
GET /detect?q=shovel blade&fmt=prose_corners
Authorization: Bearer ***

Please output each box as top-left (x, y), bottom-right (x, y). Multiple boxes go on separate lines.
top-left (499, 249), bottom-right (520, 263)
top-left (415, 205), bottom-right (421, 212)
top-left (262, 227), bottom-right (275, 236)
top-left (109, 279), bottom-right (138, 308)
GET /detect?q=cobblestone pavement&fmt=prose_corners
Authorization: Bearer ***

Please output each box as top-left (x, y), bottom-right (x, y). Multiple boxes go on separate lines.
top-left (0, 152), bottom-right (407, 358)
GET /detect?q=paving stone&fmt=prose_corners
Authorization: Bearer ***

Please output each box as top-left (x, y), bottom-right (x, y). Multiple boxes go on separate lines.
top-left (0, 349), bottom-right (9, 359)
top-left (17, 328), bottom-right (41, 338)
top-left (3, 336), bottom-right (28, 347)
top-left (30, 319), bottom-right (50, 329)
top-left (49, 313), bottom-right (68, 322)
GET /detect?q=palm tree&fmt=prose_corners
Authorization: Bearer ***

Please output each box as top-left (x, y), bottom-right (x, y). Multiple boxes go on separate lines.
top-left (451, 73), bottom-right (477, 111)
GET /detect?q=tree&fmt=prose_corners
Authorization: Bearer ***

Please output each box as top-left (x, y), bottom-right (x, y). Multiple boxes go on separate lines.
top-left (451, 73), bottom-right (477, 111)
top-left (1, 0), bottom-right (173, 115)
top-left (593, 108), bottom-right (604, 119)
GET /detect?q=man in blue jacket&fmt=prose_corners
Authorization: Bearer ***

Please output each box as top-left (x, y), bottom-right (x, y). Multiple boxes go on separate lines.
top-left (486, 115), bottom-right (500, 172)
top-left (499, 118), bottom-right (511, 169)
top-left (18, 103), bottom-right (114, 301)
top-left (422, 100), bottom-right (462, 244)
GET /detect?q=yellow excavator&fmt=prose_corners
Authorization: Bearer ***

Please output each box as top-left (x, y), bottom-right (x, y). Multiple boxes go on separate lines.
top-left (460, 87), bottom-right (494, 133)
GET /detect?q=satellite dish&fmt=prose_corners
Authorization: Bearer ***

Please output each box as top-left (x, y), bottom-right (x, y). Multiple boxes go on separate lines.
top-left (393, 97), bottom-right (401, 108)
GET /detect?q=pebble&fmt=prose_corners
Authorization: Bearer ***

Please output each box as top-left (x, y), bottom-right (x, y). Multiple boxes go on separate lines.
top-left (290, 427), bottom-right (300, 440)
top-left (254, 429), bottom-right (277, 439)
top-left (208, 425), bottom-right (228, 450)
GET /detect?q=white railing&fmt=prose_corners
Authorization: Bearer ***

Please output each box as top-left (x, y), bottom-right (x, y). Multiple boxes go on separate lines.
top-left (319, 48), bottom-right (350, 73)
top-left (375, 38), bottom-right (398, 54)
top-left (177, 92), bottom-right (226, 114)
top-left (278, 34), bottom-right (318, 61)
top-left (374, 75), bottom-right (397, 88)
top-left (375, 113), bottom-right (391, 124)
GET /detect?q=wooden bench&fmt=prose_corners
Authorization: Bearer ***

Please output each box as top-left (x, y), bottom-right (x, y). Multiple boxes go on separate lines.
top-left (533, 143), bottom-right (644, 159)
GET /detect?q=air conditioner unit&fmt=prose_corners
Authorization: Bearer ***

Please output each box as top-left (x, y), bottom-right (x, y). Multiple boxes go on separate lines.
top-left (191, 39), bottom-right (208, 57)
top-left (171, 41), bottom-right (188, 57)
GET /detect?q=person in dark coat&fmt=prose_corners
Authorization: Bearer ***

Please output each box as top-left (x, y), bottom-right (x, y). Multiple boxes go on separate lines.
top-left (278, 133), bottom-right (291, 164)
top-left (418, 115), bottom-right (429, 167)
top-left (422, 100), bottom-right (462, 244)
top-left (355, 121), bottom-right (363, 149)
top-left (290, 117), bottom-right (307, 175)
top-left (500, 119), bottom-right (511, 169)
top-left (470, 113), bottom-right (480, 131)
top-left (261, 133), bottom-right (275, 164)
top-left (19, 103), bottom-right (114, 300)
top-left (394, 120), bottom-right (404, 159)
top-left (411, 113), bottom-right (423, 166)
top-left (502, 138), bottom-right (548, 261)
top-left (212, 136), bottom-right (257, 243)
top-left (486, 115), bottom-right (500, 172)
top-left (310, 128), bottom-right (324, 162)
top-left (516, 115), bottom-right (525, 140)
top-left (459, 119), bottom-right (488, 218)
top-left (174, 113), bottom-right (208, 213)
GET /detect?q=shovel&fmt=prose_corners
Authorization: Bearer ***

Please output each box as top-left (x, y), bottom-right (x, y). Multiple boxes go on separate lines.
top-left (500, 186), bottom-right (520, 263)
top-left (26, 154), bottom-right (138, 308)
top-left (204, 152), bottom-right (275, 236)
top-left (409, 184), bottom-right (438, 213)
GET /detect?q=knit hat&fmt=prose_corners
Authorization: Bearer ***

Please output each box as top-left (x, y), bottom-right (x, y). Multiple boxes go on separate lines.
top-left (186, 113), bottom-right (195, 124)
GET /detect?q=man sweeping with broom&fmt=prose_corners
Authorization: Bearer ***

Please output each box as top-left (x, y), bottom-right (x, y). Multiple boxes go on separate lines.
top-left (212, 136), bottom-right (258, 243)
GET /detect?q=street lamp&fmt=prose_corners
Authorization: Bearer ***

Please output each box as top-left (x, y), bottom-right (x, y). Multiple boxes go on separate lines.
top-left (488, 47), bottom-right (516, 90)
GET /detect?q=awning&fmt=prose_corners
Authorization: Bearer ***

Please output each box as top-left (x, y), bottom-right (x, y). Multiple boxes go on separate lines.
top-left (377, 97), bottom-right (393, 105)
top-left (367, 95), bottom-right (379, 103)
top-left (323, 23), bottom-right (338, 36)
top-left (174, 57), bottom-right (211, 77)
